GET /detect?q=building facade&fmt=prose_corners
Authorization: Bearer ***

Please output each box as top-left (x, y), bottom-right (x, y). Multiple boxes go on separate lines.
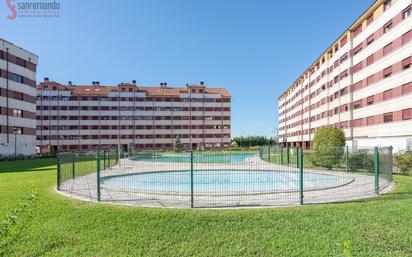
top-left (0, 39), bottom-right (38, 156)
top-left (278, 0), bottom-right (412, 151)
top-left (36, 79), bottom-right (231, 153)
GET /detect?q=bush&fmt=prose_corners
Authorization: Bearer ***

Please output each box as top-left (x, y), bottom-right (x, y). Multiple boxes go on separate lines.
top-left (174, 136), bottom-right (183, 152)
top-left (231, 141), bottom-right (239, 148)
top-left (312, 127), bottom-right (345, 169)
top-left (348, 151), bottom-right (374, 172)
top-left (394, 151), bottom-right (412, 175)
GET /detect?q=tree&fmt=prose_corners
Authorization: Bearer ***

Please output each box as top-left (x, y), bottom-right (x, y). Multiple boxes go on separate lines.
top-left (231, 141), bottom-right (239, 148)
top-left (174, 136), bottom-right (183, 152)
top-left (312, 127), bottom-right (345, 169)
top-left (231, 136), bottom-right (273, 147)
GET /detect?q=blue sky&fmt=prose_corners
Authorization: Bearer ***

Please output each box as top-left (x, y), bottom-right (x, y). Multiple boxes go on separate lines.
top-left (1, 0), bottom-right (374, 137)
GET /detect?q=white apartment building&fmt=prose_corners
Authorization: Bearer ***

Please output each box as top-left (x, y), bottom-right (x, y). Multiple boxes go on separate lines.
top-left (0, 38), bottom-right (38, 156)
top-left (36, 79), bottom-right (231, 153)
top-left (278, 0), bottom-right (412, 151)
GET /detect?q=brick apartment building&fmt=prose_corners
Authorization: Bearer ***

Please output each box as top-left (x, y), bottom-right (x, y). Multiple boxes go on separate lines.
top-left (278, 0), bottom-right (412, 151)
top-left (0, 38), bottom-right (38, 156)
top-left (36, 79), bottom-right (231, 153)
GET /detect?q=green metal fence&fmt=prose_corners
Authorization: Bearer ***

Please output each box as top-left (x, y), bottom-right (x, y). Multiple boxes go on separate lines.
top-left (57, 146), bottom-right (394, 208)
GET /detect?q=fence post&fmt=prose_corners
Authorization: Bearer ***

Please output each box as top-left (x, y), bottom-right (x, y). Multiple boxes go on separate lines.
top-left (287, 146), bottom-right (290, 166)
top-left (108, 150), bottom-right (110, 168)
top-left (345, 145), bottom-right (349, 173)
top-left (103, 150), bottom-right (106, 170)
top-left (296, 147), bottom-right (299, 169)
top-left (374, 147), bottom-right (379, 195)
top-left (280, 147), bottom-right (283, 165)
top-left (96, 151), bottom-right (101, 201)
top-left (72, 152), bottom-right (76, 179)
top-left (190, 151), bottom-right (194, 208)
top-left (389, 146), bottom-right (393, 180)
top-left (57, 153), bottom-right (61, 190)
top-left (299, 148), bottom-right (304, 205)
top-left (117, 145), bottom-right (121, 167)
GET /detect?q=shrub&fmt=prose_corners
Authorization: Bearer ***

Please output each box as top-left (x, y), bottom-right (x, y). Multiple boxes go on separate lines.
top-left (348, 151), bottom-right (374, 172)
top-left (174, 136), bottom-right (183, 152)
top-left (312, 127), bottom-right (345, 169)
top-left (394, 151), bottom-right (412, 175)
top-left (231, 141), bottom-right (239, 148)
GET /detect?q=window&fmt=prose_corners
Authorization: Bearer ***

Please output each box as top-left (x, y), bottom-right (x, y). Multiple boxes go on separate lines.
top-left (404, 7), bottom-right (411, 19)
top-left (402, 82), bottom-right (412, 95)
top-left (354, 26), bottom-right (362, 37)
top-left (366, 54), bottom-right (374, 66)
top-left (353, 81), bottom-right (363, 91)
top-left (383, 43), bottom-right (393, 56)
top-left (402, 57), bottom-right (411, 70)
top-left (13, 127), bottom-right (23, 134)
top-left (353, 43), bottom-right (363, 55)
top-left (367, 96), bottom-right (374, 105)
top-left (402, 30), bottom-right (412, 45)
top-left (383, 89), bottom-right (393, 100)
top-left (384, 21), bottom-right (393, 33)
top-left (383, 66), bottom-right (392, 78)
top-left (352, 62), bottom-right (363, 73)
top-left (367, 75), bottom-right (375, 85)
top-left (383, 112), bottom-right (393, 123)
top-left (340, 70), bottom-right (348, 79)
top-left (11, 73), bottom-right (23, 83)
top-left (367, 34), bottom-right (374, 45)
top-left (403, 108), bottom-right (412, 120)
top-left (13, 109), bottom-right (23, 117)
top-left (367, 14), bottom-right (374, 25)
top-left (334, 76), bottom-right (339, 83)
top-left (340, 54), bottom-right (348, 63)
top-left (353, 118), bottom-right (363, 127)
top-left (354, 100), bottom-right (362, 109)
top-left (340, 36), bottom-right (348, 46)
top-left (384, 0), bottom-right (391, 11)
top-left (367, 116), bottom-right (375, 125)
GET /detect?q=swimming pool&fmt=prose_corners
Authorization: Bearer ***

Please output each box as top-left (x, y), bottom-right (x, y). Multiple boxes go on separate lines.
top-left (130, 153), bottom-right (255, 164)
top-left (101, 170), bottom-right (351, 194)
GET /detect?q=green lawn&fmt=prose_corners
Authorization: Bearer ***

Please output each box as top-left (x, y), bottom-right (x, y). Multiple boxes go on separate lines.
top-left (1, 159), bottom-right (412, 256)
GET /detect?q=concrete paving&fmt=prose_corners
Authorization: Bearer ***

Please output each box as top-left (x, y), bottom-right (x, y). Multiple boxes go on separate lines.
top-left (58, 155), bottom-right (394, 208)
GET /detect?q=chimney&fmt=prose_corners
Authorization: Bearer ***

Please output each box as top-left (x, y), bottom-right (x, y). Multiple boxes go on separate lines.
top-left (132, 80), bottom-right (136, 84)
top-left (164, 82), bottom-right (167, 86)
top-left (92, 81), bottom-right (95, 85)
top-left (200, 81), bottom-right (204, 86)
top-left (68, 81), bottom-right (72, 85)
top-left (95, 81), bottom-right (100, 85)
top-left (44, 77), bottom-right (49, 82)
top-left (160, 82), bottom-right (163, 86)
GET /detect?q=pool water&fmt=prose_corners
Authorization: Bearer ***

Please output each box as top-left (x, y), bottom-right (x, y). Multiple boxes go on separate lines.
top-left (101, 170), bottom-right (347, 193)
top-left (130, 153), bottom-right (255, 164)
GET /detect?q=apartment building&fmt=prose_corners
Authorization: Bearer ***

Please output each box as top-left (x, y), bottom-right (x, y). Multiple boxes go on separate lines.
top-left (278, 0), bottom-right (412, 151)
top-left (36, 79), bottom-right (231, 153)
top-left (0, 39), bottom-right (38, 156)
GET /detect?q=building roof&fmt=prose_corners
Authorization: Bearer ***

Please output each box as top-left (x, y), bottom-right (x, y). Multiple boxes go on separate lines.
top-left (37, 80), bottom-right (230, 98)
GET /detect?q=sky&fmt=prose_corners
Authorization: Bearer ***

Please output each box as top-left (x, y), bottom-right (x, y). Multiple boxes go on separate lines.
top-left (0, 0), bottom-right (375, 137)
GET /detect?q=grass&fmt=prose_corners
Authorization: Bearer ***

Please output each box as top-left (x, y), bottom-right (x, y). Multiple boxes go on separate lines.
top-left (1, 159), bottom-right (412, 256)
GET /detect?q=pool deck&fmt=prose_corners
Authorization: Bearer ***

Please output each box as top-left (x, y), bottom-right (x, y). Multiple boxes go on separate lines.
top-left (58, 155), bottom-right (394, 208)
